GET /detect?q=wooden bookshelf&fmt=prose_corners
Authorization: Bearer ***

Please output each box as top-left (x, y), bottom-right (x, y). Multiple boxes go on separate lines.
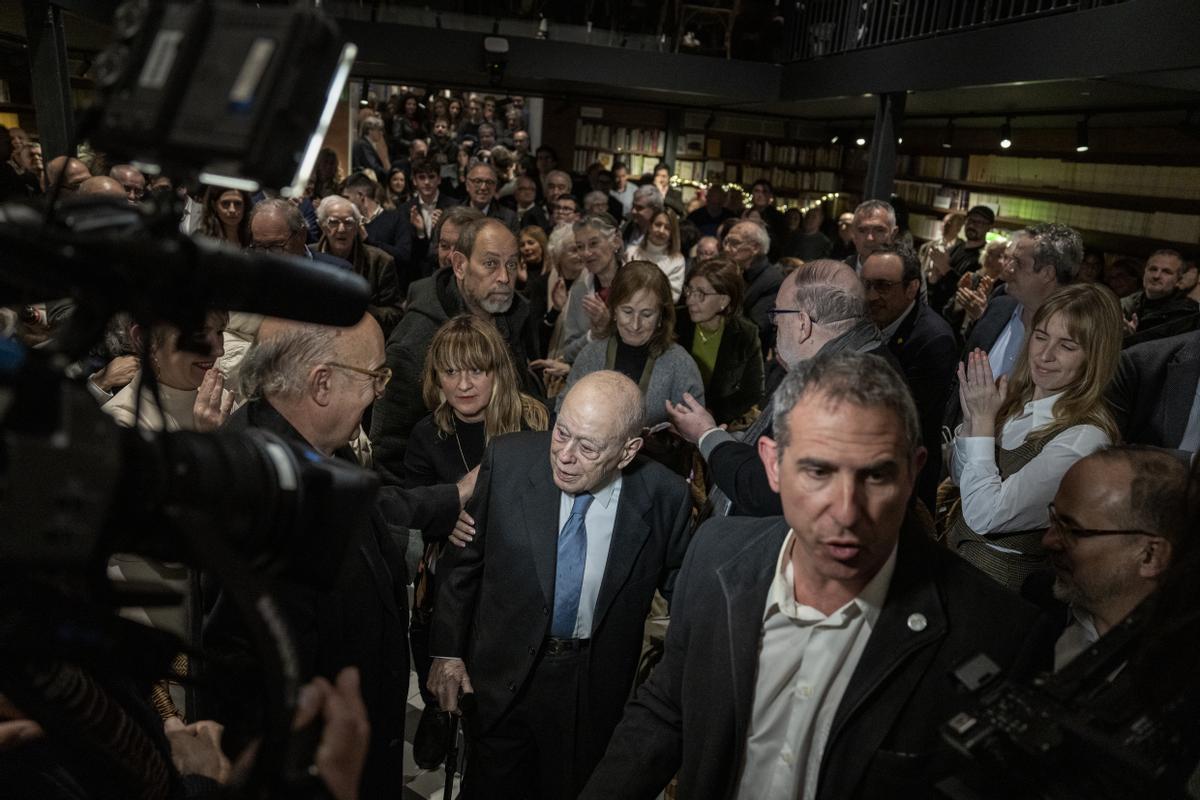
top-left (573, 118), bottom-right (665, 176)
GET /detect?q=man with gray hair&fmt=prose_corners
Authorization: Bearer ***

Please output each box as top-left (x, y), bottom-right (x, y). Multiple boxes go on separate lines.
top-left (668, 259), bottom-right (900, 517)
top-left (371, 217), bottom-right (538, 474)
top-left (722, 219), bottom-right (782, 347)
top-left (845, 198), bottom-right (899, 273)
top-left (623, 184), bottom-right (663, 246)
top-left (585, 351), bottom-right (1045, 800)
top-left (209, 314), bottom-right (470, 799)
top-left (315, 194), bottom-right (403, 337)
top-left (465, 160), bottom-right (518, 233)
top-left (429, 370), bottom-right (691, 799)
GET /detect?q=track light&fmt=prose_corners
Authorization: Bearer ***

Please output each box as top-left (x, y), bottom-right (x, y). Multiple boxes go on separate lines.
top-left (830, 133), bottom-right (839, 144)
top-left (855, 127), bottom-right (867, 147)
top-left (942, 118), bottom-right (954, 149)
top-left (1075, 118), bottom-right (1090, 153)
top-left (999, 118), bottom-right (1012, 149)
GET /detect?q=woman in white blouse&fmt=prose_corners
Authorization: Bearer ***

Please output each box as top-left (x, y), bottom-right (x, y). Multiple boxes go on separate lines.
top-left (946, 283), bottom-right (1123, 590)
top-left (624, 207), bottom-right (686, 302)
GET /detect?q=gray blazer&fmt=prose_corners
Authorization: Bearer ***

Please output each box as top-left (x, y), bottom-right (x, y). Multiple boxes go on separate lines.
top-left (559, 339), bottom-right (704, 428)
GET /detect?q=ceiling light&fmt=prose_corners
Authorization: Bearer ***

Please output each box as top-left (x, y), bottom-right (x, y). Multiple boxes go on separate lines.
top-left (999, 118), bottom-right (1012, 149)
top-left (1075, 118), bottom-right (1090, 153)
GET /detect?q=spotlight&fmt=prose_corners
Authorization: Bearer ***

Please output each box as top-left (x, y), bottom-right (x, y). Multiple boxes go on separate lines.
top-left (1076, 118), bottom-right (1090, 153)
top-left (855, 128), bottom-right (867, 147)
top-left (942, 118), bottom-right (954, 149)
top-left (830, 133), bottom-right (839, 144)
top-left (999, 118), bottom-right (1012, 149)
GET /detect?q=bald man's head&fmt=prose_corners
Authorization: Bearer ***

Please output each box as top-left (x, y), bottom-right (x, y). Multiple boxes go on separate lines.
top-left (78, 175), bottom-right (127, 198)
top-left (46, 156), bottom-right (91, 192)
top-left (550, 370), bottom-right (644, 494)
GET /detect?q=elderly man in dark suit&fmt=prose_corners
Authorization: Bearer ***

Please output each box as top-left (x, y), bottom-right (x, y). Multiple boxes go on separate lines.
top-left (584, 351), bottom-right (1045, 800)
top-left (862, 241), bottom-right (958, 512)
top-left (429, 370), bottom-right (692, 799)
top-left (1108, 328), bottom-right (1200, 453)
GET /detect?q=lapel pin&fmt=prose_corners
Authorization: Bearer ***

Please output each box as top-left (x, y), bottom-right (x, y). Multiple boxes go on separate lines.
top-left (907, 613), bottom-right (927, 632)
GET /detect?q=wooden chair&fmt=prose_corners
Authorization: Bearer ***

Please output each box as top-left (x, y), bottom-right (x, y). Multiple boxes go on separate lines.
top-left (674, 0), bottom-right (742, 59)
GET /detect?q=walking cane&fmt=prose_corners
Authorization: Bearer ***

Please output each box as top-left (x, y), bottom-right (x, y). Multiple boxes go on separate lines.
top-left (444, 693), bottom-right (475, 799)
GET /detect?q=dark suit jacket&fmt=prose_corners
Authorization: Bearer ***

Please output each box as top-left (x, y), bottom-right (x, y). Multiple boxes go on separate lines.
top-left (888, 302), bottom-right (959, 510)
top-left (742, 255), bottom-right (783, 351)
top-left (482, 201), bottom-right (519, 234)
top-left (207, 400), bottom-right (460, 799)
top-left (582, 516), bottom-right (1047, 800)
top-left (430, 431), bottom-right (692, 744)
top-left (676, 313), bottom-right (764, 426)
top-left (1108, 328), bottom-right (1200, 448)
top-left (404, 193), bottom-right (460, 278)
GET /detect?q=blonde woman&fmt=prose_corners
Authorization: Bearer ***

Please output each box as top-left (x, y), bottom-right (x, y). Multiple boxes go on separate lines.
top-left (945, 283), bottom-right (1123, 589)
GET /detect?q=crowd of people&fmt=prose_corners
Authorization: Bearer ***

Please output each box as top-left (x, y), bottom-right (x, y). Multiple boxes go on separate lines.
top-left (2, 86), bottom-right (1199, 800)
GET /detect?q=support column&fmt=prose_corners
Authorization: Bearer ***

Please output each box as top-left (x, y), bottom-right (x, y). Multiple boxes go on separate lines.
top-left (862, 91), bottom-right (905, 201)
top-left (23, 0), bottom-right (76, 160)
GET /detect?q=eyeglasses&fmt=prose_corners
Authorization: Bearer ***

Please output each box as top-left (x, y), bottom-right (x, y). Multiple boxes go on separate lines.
top-left (723, 237), bottom-right (755, 251)
top-left (861, 278), bottom-right (906, 294)
top-left (683, 286), bottom-right (724, 300)
top-left (767, 308), bottom-right (803, 326)
top-left (327, 362), bottom-right (393, 393)
top-left (247, 240), bottom-right (290, 254)
top-left (1046, 504), bottom-right (1157, 542)
top-left (467, 177), bottom-right (497, 188)
top-left (324, 217), bottom-right (358, 230)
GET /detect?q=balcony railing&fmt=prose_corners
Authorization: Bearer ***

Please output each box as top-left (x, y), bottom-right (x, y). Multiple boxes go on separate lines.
top-left (788, 0), bottom-right (1133, 61)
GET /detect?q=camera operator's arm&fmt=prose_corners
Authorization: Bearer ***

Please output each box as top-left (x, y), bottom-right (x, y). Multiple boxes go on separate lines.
top-left (0, 694), bottom-right (44, 751)
top-left (293, 668), bottom-right (370, 800)
top-left (164, 717), bottom-right (231, 785)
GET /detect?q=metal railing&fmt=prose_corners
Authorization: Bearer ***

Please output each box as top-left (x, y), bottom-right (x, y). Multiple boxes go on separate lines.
top-left (788, 0), bottom-right (1133, 61)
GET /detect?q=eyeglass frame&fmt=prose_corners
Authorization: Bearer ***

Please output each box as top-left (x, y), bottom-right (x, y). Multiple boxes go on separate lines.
top-left (767, 308), bottom-right (804, 326)
top-left (326, 362), bottom-right (393, 392)
top-left (1046, 503), bottom-right (1158, 542)
top-left (682, 286), bottom-right (726, 300)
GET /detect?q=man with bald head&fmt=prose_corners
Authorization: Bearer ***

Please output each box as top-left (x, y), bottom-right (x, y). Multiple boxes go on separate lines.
top-left (108, 164), bottom-right (146, 204)
top-left (668, 258), bottom-right (903, 517)
top-left (45, 155), bottom-right (90, 193)
top-left (77, 175), bottom-right (126, 198)
top-left (430, 370), bottom-right (692, 799)
top-left (371, 216), bottom-right (538, 474)
top-left (209, 314), bottom-right (470, 799)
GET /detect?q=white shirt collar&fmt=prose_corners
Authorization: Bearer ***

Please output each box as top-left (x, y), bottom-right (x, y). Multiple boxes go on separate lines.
top-left (566, 473), bottom-right (622, 510)
top-left (768, 531), bottom-right (897, 626)
top-left (1022, 391), bottom-right (1065, 426)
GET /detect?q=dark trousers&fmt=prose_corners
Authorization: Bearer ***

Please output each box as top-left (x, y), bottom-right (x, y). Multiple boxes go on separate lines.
top-left (461, 642), bottom-right (602, 800)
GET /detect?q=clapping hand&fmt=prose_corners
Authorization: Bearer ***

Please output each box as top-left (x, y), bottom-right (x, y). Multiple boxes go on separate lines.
top-left (193, 368), bottom-right (234, 432)
top-left (957, 349), bottom-right (1007, 438)
top-left (550, 276), bottom-right (569, 311)
top-left (529, 358), bottom-right (570, 378)
top-left (581, 293), bottom-right (610, 337)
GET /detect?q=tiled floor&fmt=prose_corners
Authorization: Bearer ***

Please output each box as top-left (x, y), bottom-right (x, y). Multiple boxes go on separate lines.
top-left (402, 668), bottom-right (463, 800)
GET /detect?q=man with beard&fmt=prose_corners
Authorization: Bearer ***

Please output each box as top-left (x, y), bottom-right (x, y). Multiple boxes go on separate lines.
top-left (371, 218), bottom-right (538, 475)
top-left (1041, 445), bottom-right (1187, 671)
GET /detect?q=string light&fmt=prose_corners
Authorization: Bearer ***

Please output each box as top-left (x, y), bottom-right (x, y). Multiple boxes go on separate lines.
top-left (669, 175), bottom-right (843, 213)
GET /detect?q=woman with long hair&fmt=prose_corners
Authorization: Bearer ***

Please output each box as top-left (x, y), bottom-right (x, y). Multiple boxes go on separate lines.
top-left (383, 165), bottom-right (409, 209)
top-left (307, 146), bottom-right (343, 202)
top-left (558, 260), bottom-right (703, 428)
top-left (677, 256), bottom-right (763, 426)
top-left (625, 207), bottom-right (686, 301)
top-left (945, 282), bottom-right (1123, 589)
top-left (403, 314), bottom-right (547, 768)
top-left (517, 224), bottom-right (547, 289)
top-left (197, 187), bottom-right (253, 247)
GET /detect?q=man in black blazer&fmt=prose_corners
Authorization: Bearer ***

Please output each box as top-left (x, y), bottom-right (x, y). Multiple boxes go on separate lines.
top-left (406, 156), bottom-right (461, 277)
top-left (1108, 328), bottom-right (1200, 451)
top-left (584, 352), bottom-right (1046, 800)
top-left (429, 371), bottom-right (692, 799)
top-left (667, 259), bottom-right (898, 518)
top-left (203, 315), bottom-right (468, 800)
top-left (863, 242), bottom-right (958, 511)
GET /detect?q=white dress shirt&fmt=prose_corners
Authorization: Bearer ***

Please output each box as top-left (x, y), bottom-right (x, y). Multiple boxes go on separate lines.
top-left (1054, 606), bottom-right (1099, 672)
top-left (735, 532), bottom-right (897, 800)
top-left (987, 303), bottom-right (1026, 378)
top-left (557, 475), bottom-right (622, 639)
top-left (950, 392), bottom-right (1111, 540)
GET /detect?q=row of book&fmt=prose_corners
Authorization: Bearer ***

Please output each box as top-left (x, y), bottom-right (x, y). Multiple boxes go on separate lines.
top-left (574, 121), bottom-right (665, 156)
top-left (572, 149), bottom-right (660, 177)
top-left (895, 155), bottom-right (968, 181)
top-left (742, 141), bottom-right (844, 169)
top-left (968, 192), bottom-right (1200, 242)
top-left (966, 156), bottom-right (1200, 199)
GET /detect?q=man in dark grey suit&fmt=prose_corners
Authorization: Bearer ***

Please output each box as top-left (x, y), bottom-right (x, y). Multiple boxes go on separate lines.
top-left (585, 351), bottom-right (1045, 800)
top-left (1108, 328), bottom-right (1200, 452)
top-left (429, 371), bottom-right (692, 799)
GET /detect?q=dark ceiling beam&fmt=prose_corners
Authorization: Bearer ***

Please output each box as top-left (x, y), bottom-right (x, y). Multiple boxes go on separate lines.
top-left (780, 0), bottom-right (1200, 102)
top-left (341, 20), bottom-right (780, 107)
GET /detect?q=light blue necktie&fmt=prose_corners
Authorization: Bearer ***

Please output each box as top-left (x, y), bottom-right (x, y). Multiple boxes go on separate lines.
top-left (551, 492), bottom-right (594, 638)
